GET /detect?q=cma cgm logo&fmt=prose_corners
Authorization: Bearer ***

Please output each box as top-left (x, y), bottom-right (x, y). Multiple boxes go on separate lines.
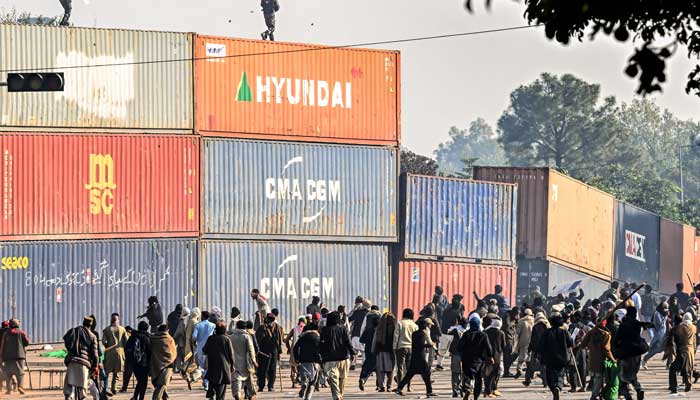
top-left (625, 230), bottom-right (646, 262)
top-left (85, 154), bottom-right (116, 215)
top-left (260, 255), bottom-right (335, 300)
top-left (235, 71), bottom-right (352, 108)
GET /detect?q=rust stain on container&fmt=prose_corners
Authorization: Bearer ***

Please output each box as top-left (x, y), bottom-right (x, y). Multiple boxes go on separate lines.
top-left (194, 35), bottom-right (400, 146)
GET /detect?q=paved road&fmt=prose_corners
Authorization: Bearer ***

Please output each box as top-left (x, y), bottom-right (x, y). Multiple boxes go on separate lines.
top-left (4, 354), bottom-right (700, 399)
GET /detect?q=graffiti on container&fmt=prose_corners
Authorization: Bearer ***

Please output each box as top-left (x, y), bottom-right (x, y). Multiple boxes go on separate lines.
top-left (235, 71), bottom-right (352, 109)
top-left (205, 43), bottom-right (226, 62)
top-left (1, 256), bottom-right (29, 270)
top-left (3, 150), bottom-right (13, 221)
top-left (85, 153), bottom-right (116, 215)
top-left (24, 260), bottom-right (171, 290)
top-left (625, 230), bottom-right (646, 262)
top-left (261, 253), bottom-right (334, 300)
top-left (55, 51), bottom-right (135, 120)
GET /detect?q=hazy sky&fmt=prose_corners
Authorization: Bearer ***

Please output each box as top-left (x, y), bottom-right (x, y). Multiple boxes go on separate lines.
top-left (4, 0), bottom-right (699, 156)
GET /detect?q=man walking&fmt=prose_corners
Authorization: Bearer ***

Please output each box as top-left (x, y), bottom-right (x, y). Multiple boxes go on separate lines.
top-left (459, 315), bottom-right (493, 400)
top-left (348, 297), bottom-right (370, 370)
top-left (576, 320), bottom-right (615, 400)
top-left (125, 321), bottom-right (151, 400)
top-left (150, 325), bottom-right (176, 400)
top-left (260, 0), bottom-right (280, 41)
top-left (437, 294), bottom-right (464, 370)
top-left (203, 323), bottom-right (234, 400)
top-left (102, 313), bottom-right (128, 395)
top-left (613, 307), bottom-right (653, 400)
top-left (192, 310), bottom-right (215, 390)
top-left (1, 319), bottom-right (29, 395)
top-left (642, 302), bottom-right (669, 369)
top-left (667, 314), bottom-right (696, 393)
top-left (63, 317), bottom-right (100, 400)
top-left (393, 309), bottom-right (418, 389)
top-left (523, 312), bottom-right (549, 387)
top-left (320, 311), bottom-right (355, 400)
top-left (230, 320), bottom-right (258, 400)
top-left (294, 323), bottom-right (321, 400)
top-left (255, 313), bottom-right (283, 392)
top-left (514, 308), bottom-right (534, 379)
top-left (502, 307), bottom-right (519, 377)
top-left (539, 314), bottom-right (574, 400)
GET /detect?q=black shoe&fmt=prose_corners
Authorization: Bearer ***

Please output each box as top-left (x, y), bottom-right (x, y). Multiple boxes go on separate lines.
top-left (267, 387), bottom-right (273, 392)
top-left (513, 372), bottom-right (522, 379)
top-left (119, 389), bottom-right (128, 393)
top-left (427, 393), bottom-right (438, 397)
top-left (436, 365), bottom-right (444, 371)
top-left (452, 391), bottom-right (459, 398)
top-left (359, 379), bottom-right (365, 391)
top-left (686, 382), bottom-right (693, 392)
top-left (298, 384), bottom-right (306, 398)
top-left (553, 388), bottom-right (560, 400)
top-left (522, 380), bottom-right (530, 387)
top-left (350, 365), bottom-right (356, 371)
top-left (639, 389), bottom-right (647, 399)
top-left (695, 372), bottom-right (700, 384)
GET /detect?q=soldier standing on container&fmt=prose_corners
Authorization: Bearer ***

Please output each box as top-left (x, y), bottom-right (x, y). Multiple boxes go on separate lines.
top-left (102, 313), bottom-right (128, 395)
top-left (63, 317), bottom-right (100, 400)
top-left (59, 0), bottom-right (71, 26)
top-left (260, 0), bottom-right (280, 41)
top-left (1, 319), bottom-right (29, 395)
top-left (138, 296), bottom-right (164, 334)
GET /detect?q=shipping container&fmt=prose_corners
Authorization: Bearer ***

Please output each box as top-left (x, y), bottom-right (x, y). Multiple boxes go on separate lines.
top-left (658, 219), bottom-right (697, 294)
top-left (203, 138), bottom-right (397, 242)
top-left (0, 133), bottom-right (199, 240)
top-left (194, 35), bottom-right (400, 146)
top-left (401, 174), bottom-right (517, 264)
top-left (393, 260), bottom-right (514, 316)
top-left (515, 258), bottom-right (610, 306)
top-left (199, 240), bottom-right (391, 330)
top-left (0, 25), bottom-right (193, 132)
top-left (473, 167), bottom-right (614, 280)
top-left (613, 201), bottom-right (661, 289)
top-left (695, 237), bottom-right (700, 287)
top-left (0, 238), bottom-right (198, 343)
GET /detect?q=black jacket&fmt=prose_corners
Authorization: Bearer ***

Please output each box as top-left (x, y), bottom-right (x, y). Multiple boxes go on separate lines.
top-left (528, 321), bottom-right (548, 354)
top-left (539, 327), bottom-right (573, 368)
top-left (349, 308), bottom-right (369, 337)
top-left (203, 334), bottom-right (234, 385)
top-left (320, 316), bottom-right (355, 362)
top-left (459, 329), bottom-right (493, 365)
top-left (140, 303), bottom-right (164, 329)
top-left (125, 330), bottom-right (151, 369)
top-left (0, 328), bottom-right (29, 361)
top-left (167, 307), bottom-right (182, 337)
top-left (360, 314), bottom-right (379, 353)
top-left (261, 0), bottom-right (279, 14)
top-left (613, 317), bottom-right (651, 359)
top-left (485, 328), bottom-right (506, 357)
top-left (408, 329), bottom-right (433, 372)
top-left (441, 304), bottom-right (462, 333)
top-left (294, 330), bottom-right (321, 363)
top-left (255, 323), bottom-right (283, 355)
top-left (63, 326), bottom-right (99, 369)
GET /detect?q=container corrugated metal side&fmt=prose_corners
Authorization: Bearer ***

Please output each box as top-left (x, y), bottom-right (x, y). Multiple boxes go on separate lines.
top-left (402, 174), bottom-right (517, 264)
top-left (659, 220), bottom-right (697, 294)
top-left (199, 240), bottom-right (391, 331)
top-left (695, 237), bottom-right (700, 285)
top-left (0, 25), bottom-right (193, 132)
top-left (394, 260), bottom-right (514, 316)
top-left (0, 238), bottom-right (198, 343)
top-left (195, 35), bottom-right (400, 146)
top-left (546, 171), bottom-right (615, 280)
top-left (548, 262), bottom-right (610, 303)
top-left (515, 258), bottom-right (549, 306)
top-left (684, 225), bottom-right (698, 286)
top-left (203, 138), bottom-right (397, 242)
top-left (472, 167), bottom-right (548, 259)
top-left (613, 201), bottom-right (661, 290)
top-left (0, 133), bottom-right (199, 240)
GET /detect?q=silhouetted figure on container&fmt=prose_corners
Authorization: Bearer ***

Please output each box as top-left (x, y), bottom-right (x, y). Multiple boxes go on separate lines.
top-left (59, 0), bottom-right (71, 26)
top-left (260, 0), bottom-right (280, 41)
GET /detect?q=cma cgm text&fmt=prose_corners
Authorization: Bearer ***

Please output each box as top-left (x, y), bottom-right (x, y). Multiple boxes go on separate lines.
top-left (265, 178), bottom-right (341, 201)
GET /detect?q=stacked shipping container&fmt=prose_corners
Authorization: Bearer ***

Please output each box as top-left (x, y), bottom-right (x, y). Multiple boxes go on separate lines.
top-left (393, 174), bottom-right (518, 314)
top-left (0, 25), bottom-right (198, 342)
top-left (195, 34), bottom-right (401, 329)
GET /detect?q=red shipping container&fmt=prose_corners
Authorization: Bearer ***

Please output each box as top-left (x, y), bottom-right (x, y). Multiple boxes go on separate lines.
top-left (394, 260), bottom-right (515, 317)
top-left (659, 219), bottom-right (696, 294)
top-left (0, 133), bottom-right (199, 240)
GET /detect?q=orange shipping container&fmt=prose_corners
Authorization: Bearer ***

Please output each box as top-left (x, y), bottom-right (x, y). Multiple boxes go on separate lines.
top-left (659, 219), bottom-right (697, 294)
top-left (473, 167), bottom-right (614, 280)
top-left (695, 237), bottom-right (700, 286)
top-left (194, 35), bottom-right (400, 146)
top-left (393, 260), bottom-right (515, 317)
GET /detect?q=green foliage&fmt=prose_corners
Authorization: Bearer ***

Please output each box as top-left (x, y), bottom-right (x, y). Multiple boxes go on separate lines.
top-left (400, 148), bottom-right (439, 176)
top-left (464, 0), bottom-right (700, 97)
top-left (434, 118), bottom-right (505, 176)
top-left (0, 8), bottom-right (62, 26)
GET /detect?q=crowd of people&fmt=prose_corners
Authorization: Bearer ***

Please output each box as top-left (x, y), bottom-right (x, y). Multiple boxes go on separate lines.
top-left (4, 281), bottom-right (700, 399)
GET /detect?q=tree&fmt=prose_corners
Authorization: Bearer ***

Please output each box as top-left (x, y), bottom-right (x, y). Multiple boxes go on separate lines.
top-left (0, 8), bottom-right (62, 26)
top-left (465, 1), bottom-right (700, 97)
top-left (400, 148), bottom-right (439, 176)
top-left (497, 73), bottom-right (624, 177)
top-left (434, 118), bottom-right (506, 176)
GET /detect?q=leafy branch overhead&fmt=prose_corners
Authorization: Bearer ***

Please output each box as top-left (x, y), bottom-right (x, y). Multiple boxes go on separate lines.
top-left (465, 0), bottom-right (700, 96)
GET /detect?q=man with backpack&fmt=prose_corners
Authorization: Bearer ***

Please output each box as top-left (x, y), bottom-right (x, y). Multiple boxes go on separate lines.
top-left (125, 321), bottom-right (151, 400)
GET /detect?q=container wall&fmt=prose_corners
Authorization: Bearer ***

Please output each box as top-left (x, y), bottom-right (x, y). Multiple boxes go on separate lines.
top-left (659, 219), bottom-right (685, 294)
top-left (199, 241), bottom-right (391, 331)
top-left (613, 201), bottom-right (661, 290)
top-left (203, 138), bottom-right (397, 242)
top-left (0, 133), bottom-right (199, 240)
top-left (695, 237), bottom-right (700, 287)
top-left (394, 260), bottom-right (514, 317)
top-left (0, 25), bottom-right (193, 132)
top-left (0, 238), bottom-right (198, 343)
top-left (546, 171), bottom-right (615, 280)
top-left (402, 174), bottom-right (517, 264)
top-left (515, 258), bottom-right (549, 307)
top-left (548, 262), bottom-right (610, 303)
top-left (683, 225), bottom-right (697, 287)
top-left (472, 167), bottom-right (548, 258)
top-left (195, 35), bottom-right (400, 146)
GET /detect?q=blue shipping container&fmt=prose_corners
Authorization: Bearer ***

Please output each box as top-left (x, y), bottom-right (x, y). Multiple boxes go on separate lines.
top-left (0, 238), bottom-right (197, 343)
top-left (402, 174), bottom-right (517, 264)
top-left (203, 138), bottom-right (398, 242)
top-left (199, 240), bottom-right (391, 330)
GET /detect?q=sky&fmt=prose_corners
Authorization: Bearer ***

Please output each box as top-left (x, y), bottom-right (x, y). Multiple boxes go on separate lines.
top-left (4, 0), bottom-right (700, 157)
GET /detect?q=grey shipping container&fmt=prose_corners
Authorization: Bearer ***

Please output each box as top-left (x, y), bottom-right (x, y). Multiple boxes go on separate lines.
top-left (203, 138), bottom-right (398, 242)
top-left (401, 174), bottom-right (517, 264)
top-left (515, 259), bottom-right (610, 306)
top-left (199, 240), bottom-right (391, 330)
top-left (0, 25), bottom-right (193, 132)
top-left (0, 238), bottom-right (197, 343)
top-left (614, 201), bottom-right (661, 289)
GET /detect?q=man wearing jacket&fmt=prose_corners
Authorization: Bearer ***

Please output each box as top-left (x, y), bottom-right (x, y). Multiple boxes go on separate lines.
top-left (523, 312), bottom-right (549, 387)
top-left (614, 307), bottom-right (653, 400)
top-left (437, 294), bottom-right (464, 370)
top-left (255, 313), bottom-right (283, 392)
top-left (539, 314), bottom-right (574, 400)
top-left (294, 324), bottom-right (321, 400)
top-left (0, 319), bottom-right (29, 395)
top-left (320, 311), bottom-right (355, 400)
top-left (577, 321), bottom-right (615, 399)
top-left (230, 320), bottom-right (257, 400)
top-left (348, 297), bottom-right (370, 370)
top-left (63, 317), bottom-right (100, 400)
top-left (393, 309), bottom-right (418, 388)
top-left (515, 309), bottom-right (534, 379)
top-left (150, 325), bottom-right (176, 400)
top-left (138, 296), bottom-right (164, 334)
top-left (125, 321), bottom-right (151, 400)
top-left (459, 314), bottom-right (493, 400)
